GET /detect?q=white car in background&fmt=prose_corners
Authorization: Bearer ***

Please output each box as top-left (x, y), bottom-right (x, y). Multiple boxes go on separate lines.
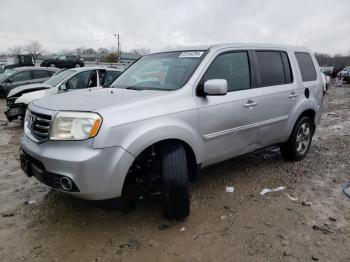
top-left (5, 67), bottom-right (122, 121)
top-left (321, 71), bottom-right (330, 93)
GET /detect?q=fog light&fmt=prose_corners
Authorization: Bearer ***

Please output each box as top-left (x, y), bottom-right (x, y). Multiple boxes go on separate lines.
top-left (60, 177), bottom-right (73, 191)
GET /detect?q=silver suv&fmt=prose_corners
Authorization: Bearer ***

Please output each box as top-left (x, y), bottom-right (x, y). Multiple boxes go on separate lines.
top-left (20, 44), bottom-right (324, 219)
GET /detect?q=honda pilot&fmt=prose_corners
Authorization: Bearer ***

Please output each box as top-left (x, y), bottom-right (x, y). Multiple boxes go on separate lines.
top-left (20, 44), bottom-right (324, 219)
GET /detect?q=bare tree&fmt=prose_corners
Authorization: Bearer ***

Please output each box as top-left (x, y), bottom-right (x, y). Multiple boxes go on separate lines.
top-left (97, 47), bottom-right (109, 54)
top-left (100, 52), bottom-right (118, 63)
top-left (7, 45), bottom-right (24, 56)
top-left (25, 41), bottom-right (43, 59)
top-left (130, 48), bottom-right (150, 56)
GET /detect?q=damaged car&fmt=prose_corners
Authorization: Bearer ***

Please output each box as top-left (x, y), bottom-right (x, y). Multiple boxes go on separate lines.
top-left (20, 44), bottom-right (324, 219)
top-left (5, 67), bottom-right (122, 121)
top-left (0, 67), bottom-right (58, 98)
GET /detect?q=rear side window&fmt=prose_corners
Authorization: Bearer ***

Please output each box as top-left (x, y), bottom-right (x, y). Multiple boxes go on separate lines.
top-left (295, 52), bottom-right (317, 82)
top-left (256, 51), bottom-right (290, 87)
top-left (32, 70), bottom-right (51, 79)
top-left (204, 52), bottom-right (251, 92)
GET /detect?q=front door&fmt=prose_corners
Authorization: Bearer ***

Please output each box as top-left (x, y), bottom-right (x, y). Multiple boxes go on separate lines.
top-left (6, 70), bottom-right (32, 92)
top-left (196, 51), bottom-right (262, 166)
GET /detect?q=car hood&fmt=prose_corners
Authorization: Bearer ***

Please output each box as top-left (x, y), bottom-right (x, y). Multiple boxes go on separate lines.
top-left (32, 88), bottom-right (171, 111)
top-left (16, 87), bottom-right (58, 105)
top-left (8, 83), bottom-right (52, 97)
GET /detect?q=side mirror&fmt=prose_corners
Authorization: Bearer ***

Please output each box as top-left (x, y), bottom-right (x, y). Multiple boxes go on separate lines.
top-left (203, 79), bottom-right (228, 96)
top-left (59, 83), bottom-right (67, 91)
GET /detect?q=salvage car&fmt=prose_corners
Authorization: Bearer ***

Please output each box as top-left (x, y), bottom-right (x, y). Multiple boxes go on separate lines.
top-left (20, 44), bottom-right (324, 219)
top-left (0, 54), bottom-right (35, 73)
top-left (40, 55), bottom-right (84, 68)
top-left (5, 67), bottom-right (122, 121)
top-left (337, 66), bottom-right (350, 83)
top-left (0, 67), bottom-right (58, 98)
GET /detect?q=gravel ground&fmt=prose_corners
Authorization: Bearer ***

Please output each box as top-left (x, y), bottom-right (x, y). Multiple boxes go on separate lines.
top-left (0, 84), bottom-right (349, 262)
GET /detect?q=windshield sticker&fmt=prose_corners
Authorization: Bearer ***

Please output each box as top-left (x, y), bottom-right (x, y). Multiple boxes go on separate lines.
top-left (179, 51), bottom-right (204, 58)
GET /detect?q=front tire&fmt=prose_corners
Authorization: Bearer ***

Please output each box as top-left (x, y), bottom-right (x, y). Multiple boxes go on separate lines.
top-left (280, 116), bottom-right (313, 161)
top-left (160, 143), bottom-right (190, 219)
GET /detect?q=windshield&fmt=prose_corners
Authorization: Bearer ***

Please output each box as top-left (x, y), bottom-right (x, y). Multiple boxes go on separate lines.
top-left (110, 51), bottom-right (206, 91)
top-left (0, 69), bottom-right (16, 82)
top-left (44, 69), bottom-right (76, 87)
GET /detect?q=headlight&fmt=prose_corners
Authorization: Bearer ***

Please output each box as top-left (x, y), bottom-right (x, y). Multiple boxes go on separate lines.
top-left (50, 112), bottom-right (102, 140)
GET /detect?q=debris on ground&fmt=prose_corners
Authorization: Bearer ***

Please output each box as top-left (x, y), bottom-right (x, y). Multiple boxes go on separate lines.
top-left (225, 186), bottom-right (235, 193)
top-left (286, 194), bottom-right (298, 201)
top-left (260, 186), bottom-right (286, 195)
top-left (180, 227), bottom-right (186, 232)
top-left (342, 183), bottom-right (350, 198)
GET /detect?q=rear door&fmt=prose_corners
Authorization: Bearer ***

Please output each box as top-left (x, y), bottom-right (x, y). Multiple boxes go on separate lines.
top-left (31, 69), bottom-right (52, 84)
top-left (252, 50), bottom-right (297, 146)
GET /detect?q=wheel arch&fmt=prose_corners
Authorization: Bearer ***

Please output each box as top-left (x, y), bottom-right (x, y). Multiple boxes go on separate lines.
top-left (288, 108), bottom-right (317, 138)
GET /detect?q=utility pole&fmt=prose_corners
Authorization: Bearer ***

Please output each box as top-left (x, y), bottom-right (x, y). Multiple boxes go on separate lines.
top-left (114, 33), bottom-right (121, 63)
top-left (117, 33), bottom-right (121, 63)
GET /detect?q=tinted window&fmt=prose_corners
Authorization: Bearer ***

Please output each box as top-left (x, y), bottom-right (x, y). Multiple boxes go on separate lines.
top-left (256, 51), bottom-right (285, 87)
top-left (67, 56), bottom-right (76, 60)
top-left (204, 52), bottom-right (250, 92)
top-left (32, 70), bottom-right (50, 79)
top-left (8, 71), bottom-right (31, 82)
top-left (295, 52), bottom-right (317, 82)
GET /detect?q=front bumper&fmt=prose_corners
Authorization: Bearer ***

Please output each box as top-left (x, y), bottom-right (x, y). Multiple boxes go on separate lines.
top-left (20, 135), bottom-right (135, 200)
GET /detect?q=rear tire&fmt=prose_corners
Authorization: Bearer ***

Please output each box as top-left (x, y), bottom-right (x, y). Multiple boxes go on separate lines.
top-left (160, 143), bottom-right (190, 220)
top-left (280, 116), bottom-right (313, 161)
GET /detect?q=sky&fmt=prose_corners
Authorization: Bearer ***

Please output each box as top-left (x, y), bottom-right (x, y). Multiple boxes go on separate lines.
top-left (0, 0), bottom-right (349, 55)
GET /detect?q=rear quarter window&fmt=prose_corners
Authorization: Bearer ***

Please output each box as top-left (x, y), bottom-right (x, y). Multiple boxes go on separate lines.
top-left (295, 52), bottom-right (317, 82)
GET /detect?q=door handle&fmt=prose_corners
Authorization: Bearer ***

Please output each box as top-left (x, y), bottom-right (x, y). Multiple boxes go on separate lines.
top-left (288, 92), bottom-right (298, 98)
top-left (244, 100), bottom-right (259, 108)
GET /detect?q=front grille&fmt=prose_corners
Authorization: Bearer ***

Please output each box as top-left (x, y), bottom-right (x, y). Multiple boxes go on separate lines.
top-left (28, 111), bottom-right (52, 142)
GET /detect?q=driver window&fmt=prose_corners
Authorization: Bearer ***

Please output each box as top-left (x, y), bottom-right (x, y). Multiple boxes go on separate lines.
top-left (65, 71), bottom-right (91, 89)
top-left (203, 52), bottom-right (251, 92)
top-left (58, 55), bottom-right (66, 60)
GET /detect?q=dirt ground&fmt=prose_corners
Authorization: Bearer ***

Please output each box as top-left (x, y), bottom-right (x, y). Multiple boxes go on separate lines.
top-left (0, 83), bottom-right (349, 262)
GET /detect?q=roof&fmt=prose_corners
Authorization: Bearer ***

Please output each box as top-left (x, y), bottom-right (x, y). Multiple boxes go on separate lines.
top-left (9, 66), bottom-right (58, 72)
top-left (151, 43), bottom-right (312, 54)
top-left (66, 66), bottom-right (123, 72)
